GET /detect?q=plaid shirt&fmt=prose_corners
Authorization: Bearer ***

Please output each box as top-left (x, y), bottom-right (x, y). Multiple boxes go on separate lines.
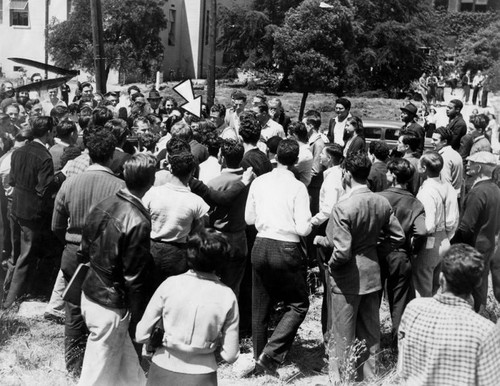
top-left (62, 152), bottom-right (90, 178)
top-left (398, 293), bottom-right (500, 385)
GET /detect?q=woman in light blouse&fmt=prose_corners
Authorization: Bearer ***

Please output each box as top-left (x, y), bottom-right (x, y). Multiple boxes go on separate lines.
top-left (136, 230), bottom-right (239, 386)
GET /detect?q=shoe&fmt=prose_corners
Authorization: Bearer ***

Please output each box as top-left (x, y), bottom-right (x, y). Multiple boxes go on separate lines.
top-left (256, 352), bottom-right (279, 377)
top-left (44, 311), bottom-right (65, 325)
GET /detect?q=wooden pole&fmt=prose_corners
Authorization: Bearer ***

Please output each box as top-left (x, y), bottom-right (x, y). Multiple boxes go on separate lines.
top-left (44, 0), bottom-right (50, 79)
top-left (90, 0), bottom-right (106, 93)
top-left (207, 0), bottom-right (217, 107)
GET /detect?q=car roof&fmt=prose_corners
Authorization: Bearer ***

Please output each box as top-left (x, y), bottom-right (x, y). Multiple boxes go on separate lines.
top-left (362, 119), bottom-right (402, 128)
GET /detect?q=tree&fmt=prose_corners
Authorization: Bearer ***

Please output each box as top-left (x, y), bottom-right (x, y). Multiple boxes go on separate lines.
top-left (456, 20), bottom-right (500, 92)
top-left (48, 0), bottom-right (167, 85)
top-left (348, 0), bottom-right (444, 92)
top-left (273, 0), bottom-right (354, 119)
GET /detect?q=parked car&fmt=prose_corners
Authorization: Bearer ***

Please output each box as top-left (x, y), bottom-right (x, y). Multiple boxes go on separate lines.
top-left (362, 119), bottom-right (432, 151)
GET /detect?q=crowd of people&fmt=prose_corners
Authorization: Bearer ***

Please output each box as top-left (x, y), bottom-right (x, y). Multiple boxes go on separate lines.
top-left (0, 78), bottom-right (500, 385)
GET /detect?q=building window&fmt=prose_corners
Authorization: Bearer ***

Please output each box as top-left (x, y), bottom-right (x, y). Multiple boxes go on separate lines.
top-left (461, 0), bottom-right (489, 12)
top-left (168, 9), bottom-right (176, 46)
top-left (10, 0), bottom-right (29, 27)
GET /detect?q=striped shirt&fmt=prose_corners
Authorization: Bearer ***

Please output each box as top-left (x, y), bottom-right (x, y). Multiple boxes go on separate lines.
top-left (52, 164), bottom-right (125, 244)
top-left (398, 293), bottom-right (500, 385)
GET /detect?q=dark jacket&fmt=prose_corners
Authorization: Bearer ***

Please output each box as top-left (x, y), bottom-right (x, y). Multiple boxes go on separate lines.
top-left (240, 148), bottom-right (273, 177)
top-left (401, 122), bottom-right (425, 154)
top-left (368, 160), bottom-right (388, 193)
top-left (109, 149), bottom-right (132, 178)
top-left (81, 189), bottom-right (155, 333)
top-left (378, 187), bottom-right (427, 254)
top-left (10, 141), bottom-right (55, 221)
top-left (446, 114), bottom-right (467, 151)
top-left (451, 179), bottom-right (500, 257)
top-left (345, 136), bottom-right (366, 157)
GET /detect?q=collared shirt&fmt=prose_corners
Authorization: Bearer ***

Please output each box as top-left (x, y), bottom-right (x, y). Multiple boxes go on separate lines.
top-left (417, 176), bottom-right (458, 235)
top-left (245, 168), bottom-right (312, 242)
top-left (142, 182), bottom-right (209, 242)
top-left (308, 132), bottom-right (326, 175)
top-left (398, 293), bottom-right (500, 385)
top-left (295, 142), bottom-right (313, 186)
top-left (260, 118), bottom-right (285, 141)
top-left (198, 156), bottom-right (221, 184)
top-left (438, 145), bottom-right (463, 196)
top-left (331, 113), bottom-right (352, 146)
top-left (136, 270), bottom-right (239, 373)
top-left (311, 165), bottom-right (344, 226)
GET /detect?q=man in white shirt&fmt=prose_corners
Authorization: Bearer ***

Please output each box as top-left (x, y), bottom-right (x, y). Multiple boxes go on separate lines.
top-left (472, 70), bottom-right (485, 106)
top-left (198, 135), bottom-right (221, 183)
top-left (431, 127), bottom-right (463, 198)
top-left (253, 103), bottom-right (285, 153)
top-left (327, 98), bottom-right (352, 146)
top-left (415, 151), bottom-right (459, 297)
top-left (245, 139), bottom-right (312, 377)
top-left (288, 121), bottom-right (313, 186)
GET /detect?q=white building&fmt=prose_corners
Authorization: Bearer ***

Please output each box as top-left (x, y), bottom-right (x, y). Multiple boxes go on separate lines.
top-left (0, 0), bottom-right (71, 79)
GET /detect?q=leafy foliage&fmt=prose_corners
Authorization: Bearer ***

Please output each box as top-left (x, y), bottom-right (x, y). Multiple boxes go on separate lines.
top-left (48, 0), bottom-right (167, 83)
top-left (439, 10), bottom-right (498, 46)
top-left (455, 20), bottom-right (500, 92)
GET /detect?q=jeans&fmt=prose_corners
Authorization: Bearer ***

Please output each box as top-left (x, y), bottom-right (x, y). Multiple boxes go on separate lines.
top-left (79, 293), bottom-right (146, 386)
top-left (251, 237), bottom-right (309, 364)
top-left (150, 241), bottom-right (188, 289)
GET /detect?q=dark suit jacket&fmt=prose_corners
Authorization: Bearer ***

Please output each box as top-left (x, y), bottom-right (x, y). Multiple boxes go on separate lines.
top-left (378, 187), bottom-right (426, 254)
top-left (446, 114), bottom-right (467, 151)
top-left (345, 136), bottom-right (366, 156)
top-left (367, 160), bottom-right (388, 193)
top-left (322, 186), bottom-right (405, 295)
top-left (10, 141), bottom-right (55, 221)
top-left (401, 122), bottom-right (425, 153)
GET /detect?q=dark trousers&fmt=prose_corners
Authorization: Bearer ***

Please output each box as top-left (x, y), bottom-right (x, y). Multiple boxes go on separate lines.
top-left (3, 218), bottom-right (42, 308)
top-left (463, 85), bottom-right (470, 102)
top-left (147, 362), bottom-right (217, 386)
top-left (218, 230), bottom-right (247, 299)
top-left (238, 225), bottom-right (258, 336)
top-left (329, 291), bottom-right (380, 382)
top-left (252, 237), bottom-right (309, 364)
top-left (481, 90), bottom-right (488, 108)
top-left (0, 191), bottom-right (11, 260)
top-left (379, 250), bottom-right (414, 334)
top-left (61, 242), bottom-right (88, 375)
top-left (150, 240), bottom-right (188, 289)
top-left (472, 86), bottom-right (481, 105)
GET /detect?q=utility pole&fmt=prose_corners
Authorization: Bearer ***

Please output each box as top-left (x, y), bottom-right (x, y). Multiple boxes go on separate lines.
top-left (44, 0), bottom-right (50, 79)
top-left (207, 0), bottom-right (217, 107)
top-left (90, 0), bottom-right (106, 93)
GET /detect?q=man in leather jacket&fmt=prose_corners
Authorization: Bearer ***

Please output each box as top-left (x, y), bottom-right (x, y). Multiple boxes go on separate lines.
top-left (79, 153), bottom-right (156, 386)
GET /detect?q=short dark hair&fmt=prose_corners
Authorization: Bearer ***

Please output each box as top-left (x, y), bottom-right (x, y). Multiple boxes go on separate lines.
top-left (277, 138), bottom-right (299, 166)
top-left (471, 114), bottom-right (490, 132)
top-left (343, 152), bottom-right (371, 182)
top-left (32, 116), bottom-right (54, 138)
top-left (204, 133), bottom-right (221, 157)
top-left (449, 99), bottom-right (463, 112)
top-left (231, 91), bottom-right (247, 101)
top-left (127, 85), bottom-right (140, 95)
top-left (288, 121), bottom-right (309, 143)
top-left (400, 133), bottom-right (420, 152)
top-left (254, 103), bottom-right (269, 114)
top-left (336, 97), bottom-right (351, 111)
top-left (266, 136), bottom-right (283, 154)
top-left (369, 140), bottom-right (390, 161)
top-left (86, 128), bottom-right (117, 164)
top-left (79, 115), bottom-right (92, 131)
top-left (79, 82), bottom-right (92, 91)
top-left (303, 110), bottom-right (321, 130)
top-left (210, 103), bottom-right (226, 118)
top-left (31, 73), bottom-right (42, 82)
top-left (435, 127), bottom-right (453, 144)
top-left (239, 111), bottom-right (261, 145)
top-left (104, 119), bottom-right (129, 144)
top-left (387, 158), bottom-right (414, 185)
top-left (221, 139), bottom-right (244, 169)
top-left (50, 105), bottom-right (69, 125)
top-left (68, 103), bottom-right (79, 115)
top-left (123, 153), bottom-right (156, 191)
top-left (420, 151), bottom-right (443, 176)
top-left (168, 151), bottom-right (196, 178)
top-left (324, 143), bottom-right (344, 164)
top-left (92, 106), bottom-right (113, 127)
top-left (186, 229), bottom-right (230, 273)
top-left (442, 244), bottom-right (484, 296)
top-left (166, 137), bottom-right (190, 155)
top-left (56, 119), bottom-right (77, 139)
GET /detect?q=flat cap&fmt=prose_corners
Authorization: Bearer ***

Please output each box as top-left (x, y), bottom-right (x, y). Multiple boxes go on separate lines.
top-left (467, 151), bottom-right (499, 165)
